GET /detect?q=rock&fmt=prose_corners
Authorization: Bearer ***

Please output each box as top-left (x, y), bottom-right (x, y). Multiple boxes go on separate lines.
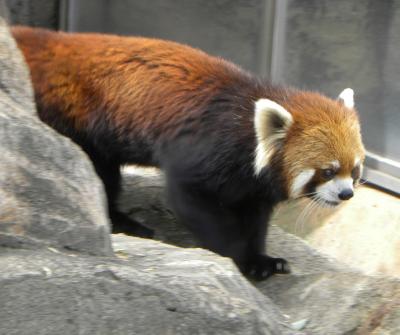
top-left (0, 12), bottom-right (111, 256)
top-left (260, 271), bottom-right (400, 334)
top-left (0, 239), bottom-right (289, 335)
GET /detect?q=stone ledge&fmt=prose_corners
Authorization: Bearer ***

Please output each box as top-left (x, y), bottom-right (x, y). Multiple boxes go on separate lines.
top-left (0, 237), bottom-right (289, 335)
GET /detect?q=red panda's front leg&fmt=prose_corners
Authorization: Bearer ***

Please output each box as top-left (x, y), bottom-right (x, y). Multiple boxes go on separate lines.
top-left (166, 175), bottom-right (289, 280)
top-left (235, 203), bottom-right (290, 280)
top-left (166, 179), bottom-right (247, 261)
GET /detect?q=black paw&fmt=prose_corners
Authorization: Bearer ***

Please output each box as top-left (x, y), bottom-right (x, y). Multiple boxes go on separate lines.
top-left (243, 255), bottom-right (290, 281)
top-left (110, 211), bottom-right (154, 238)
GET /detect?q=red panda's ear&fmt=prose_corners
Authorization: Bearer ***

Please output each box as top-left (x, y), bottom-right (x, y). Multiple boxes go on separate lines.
top-left (338, 88), bottom-right (354, 109)
top-left (253, 99), bottom-right (293, 174)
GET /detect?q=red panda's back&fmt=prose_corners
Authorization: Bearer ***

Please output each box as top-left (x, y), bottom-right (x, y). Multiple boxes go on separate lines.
top-left (11, 27), bottom-right (249, 142)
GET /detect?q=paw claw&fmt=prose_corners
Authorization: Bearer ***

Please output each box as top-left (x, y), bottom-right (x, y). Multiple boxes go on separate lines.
top-left (243, 255), bottom-right (290, 281)
top-left (261, 270), bottom-right (270, 278)
top-left (274, 258), bottom-right (290, 274)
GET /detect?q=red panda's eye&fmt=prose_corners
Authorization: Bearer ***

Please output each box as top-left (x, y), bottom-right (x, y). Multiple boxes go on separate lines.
top-left (321, 168), bottom-right (335, 180)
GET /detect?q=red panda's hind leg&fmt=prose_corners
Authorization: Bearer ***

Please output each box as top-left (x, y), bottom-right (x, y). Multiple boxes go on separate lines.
top-left (109, 210), bottom-right (154, 238)
top-left (91, 155), bottom-right (154, 238)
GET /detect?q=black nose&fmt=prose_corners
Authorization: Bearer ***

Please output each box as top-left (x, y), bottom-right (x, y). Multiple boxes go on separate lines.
top-left (338, 188), bottom-right (354, 200)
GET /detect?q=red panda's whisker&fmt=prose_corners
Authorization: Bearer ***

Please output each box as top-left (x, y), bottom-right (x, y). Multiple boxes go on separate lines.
top-left (295, 197), bottom-right (319, 234)
top-left (293, 191), bottom-right (318, 200)
top-left (304, 197), bottom-right (322, 231)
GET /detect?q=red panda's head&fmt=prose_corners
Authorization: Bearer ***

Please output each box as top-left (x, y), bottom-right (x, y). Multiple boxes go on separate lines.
top-left (254, 88), bottom-right (365, 207)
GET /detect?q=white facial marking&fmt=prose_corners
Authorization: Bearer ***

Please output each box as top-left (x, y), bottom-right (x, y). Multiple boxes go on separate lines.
top-left (335, 177), bottom-right (354, 192)
top-left (329, 160), bottom-right (340, 170)
top-left (290, 169), bottom-right (315, 198)
top-left (253, 99), bottom-right (293, 175)
top-left (316, 176), bottom-right (354, 204)
top-left (338, 88), bottom-right (354, 109)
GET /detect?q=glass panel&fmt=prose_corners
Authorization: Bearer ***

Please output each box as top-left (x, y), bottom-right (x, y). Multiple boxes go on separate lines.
top-left (65, 0), bottom-right (272, 74)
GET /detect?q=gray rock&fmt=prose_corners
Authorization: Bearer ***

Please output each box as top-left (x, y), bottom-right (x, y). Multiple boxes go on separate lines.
top-left (0, 240), bottom-right (289, 335)
top-left (0, 13), bottom-right (111, 256)
top-left (260, 271), bottom-right (400, 334)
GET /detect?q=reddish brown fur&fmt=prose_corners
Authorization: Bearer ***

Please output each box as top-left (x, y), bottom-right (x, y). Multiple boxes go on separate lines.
top-left (12, 26), bottom-right (247, 138)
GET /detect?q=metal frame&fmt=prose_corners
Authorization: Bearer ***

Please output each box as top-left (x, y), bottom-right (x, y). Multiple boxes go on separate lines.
top-left (269, 0), bottom-right (288, 83)
top-left (363, 151), bottom-right (400, 195)
top-left (58, 0), bottom-right (69, 31)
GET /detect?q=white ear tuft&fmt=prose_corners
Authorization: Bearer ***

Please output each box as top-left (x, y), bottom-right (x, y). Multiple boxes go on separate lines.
top-left (338, 88), bottom-right (354, 109)
top-left (253, 98), bottom-right (293, 175)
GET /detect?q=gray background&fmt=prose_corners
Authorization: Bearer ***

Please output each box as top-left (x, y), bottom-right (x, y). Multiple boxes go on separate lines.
top-left (64, 0), bottom-right (274, 75)
top-left (6, 0), bottom-right (59, 28)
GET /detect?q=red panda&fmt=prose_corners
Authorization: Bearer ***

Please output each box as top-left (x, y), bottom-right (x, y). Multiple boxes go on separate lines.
top-left (12, 26), bottom-right (365, 280)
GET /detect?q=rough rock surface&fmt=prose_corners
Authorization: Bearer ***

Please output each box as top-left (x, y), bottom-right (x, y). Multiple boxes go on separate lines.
top-left (0, 239), bottom-right (289, 335)
top-left (0, 13), bottom-right (111, 255)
